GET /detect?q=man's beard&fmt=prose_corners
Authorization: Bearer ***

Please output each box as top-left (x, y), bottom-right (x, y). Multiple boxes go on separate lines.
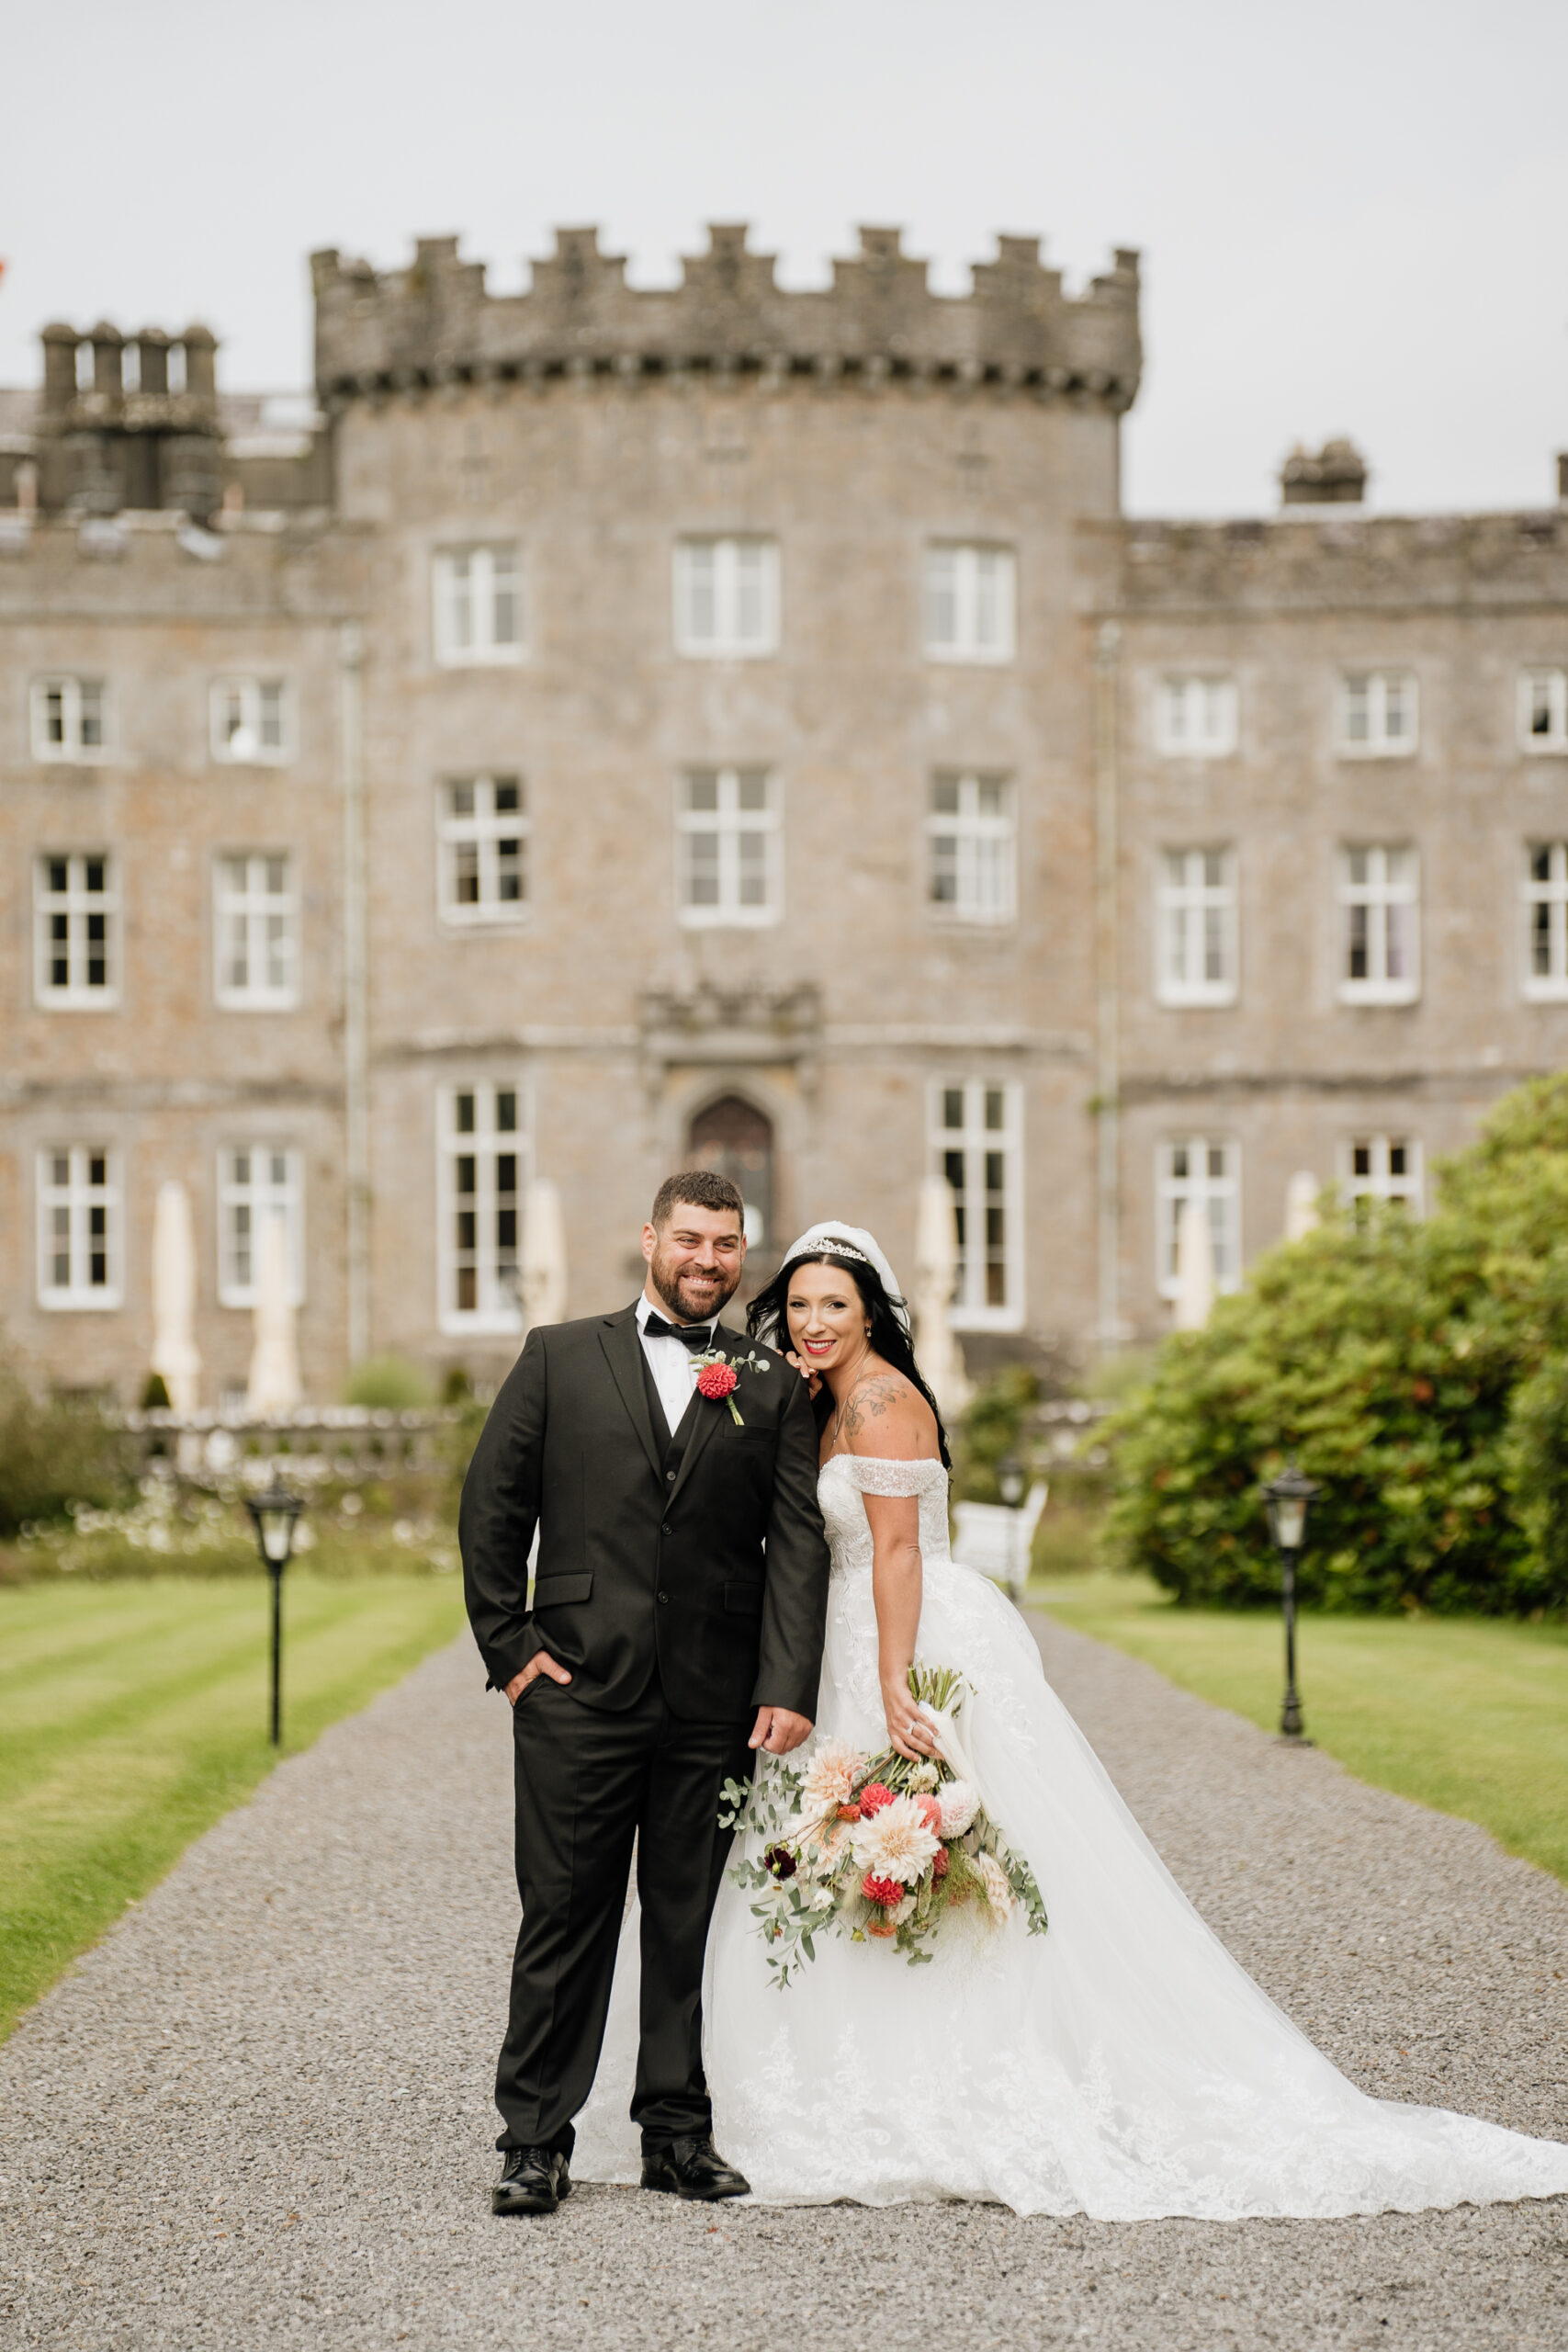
top-left (649, 1243), bottom-right (740, 1324)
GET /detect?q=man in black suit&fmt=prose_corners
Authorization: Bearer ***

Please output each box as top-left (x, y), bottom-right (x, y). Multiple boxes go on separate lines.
top-left (460, 1170), bottom-right (830, 2215)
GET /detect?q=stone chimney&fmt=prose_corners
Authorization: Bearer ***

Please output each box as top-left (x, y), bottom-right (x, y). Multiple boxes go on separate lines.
top-left (133, 328), bottom-right (171, 398)
top-left (87, 322), bottom-right (126, 406)
top-left (40, 322), bottom-right (80, 413)
top-left (1280, 437), bottom-right (1368, 506)
top-left (29, 318), bottom-right (225, 523)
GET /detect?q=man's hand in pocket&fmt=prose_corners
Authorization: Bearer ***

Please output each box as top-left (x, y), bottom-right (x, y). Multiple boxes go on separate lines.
top-left (505, 1651), bottom-right (573, 1706)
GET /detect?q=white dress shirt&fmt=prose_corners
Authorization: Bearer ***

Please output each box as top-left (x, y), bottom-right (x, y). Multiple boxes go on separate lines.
top-left (635, 1293), bottom-right (717, 1440)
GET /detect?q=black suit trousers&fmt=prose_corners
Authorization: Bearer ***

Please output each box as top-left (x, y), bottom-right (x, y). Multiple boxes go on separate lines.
top-left (496, 1671), bottom-right (754, 2154)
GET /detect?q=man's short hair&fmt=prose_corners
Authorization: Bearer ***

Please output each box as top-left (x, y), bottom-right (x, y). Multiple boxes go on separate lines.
top-left (650, 1170), bottom-right (746, 1230)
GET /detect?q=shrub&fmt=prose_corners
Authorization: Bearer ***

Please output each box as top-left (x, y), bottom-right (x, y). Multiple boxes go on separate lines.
top-left (342, 1354), bottom-right (436, 1409)
top-left (953, 1365), bottom-right (1040, 1503)
top-left (1503, 1351), bottom-right (1568, 1596)
top-left (0, 1364), bottom-right (135, 1536)
top-left (1104, 1073), bottom-right (1568, 1616)
top-left (441, 1395), bottom-right (491, 1497)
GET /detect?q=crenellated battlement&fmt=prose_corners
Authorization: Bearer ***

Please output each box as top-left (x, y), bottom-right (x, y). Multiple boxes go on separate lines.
top-left (310, 225), bottom-right (1142, 411)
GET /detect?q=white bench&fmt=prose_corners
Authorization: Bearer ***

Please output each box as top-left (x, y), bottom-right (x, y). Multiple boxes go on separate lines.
top-left (951, 1482), bottom-right (1049, 1602)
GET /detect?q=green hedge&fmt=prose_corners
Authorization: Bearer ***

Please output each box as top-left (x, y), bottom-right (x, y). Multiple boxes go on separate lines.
top-left (0, 1368), bottom-right (134, 1538)
top-left (1104, 1074), bottom-right (1568, 1614)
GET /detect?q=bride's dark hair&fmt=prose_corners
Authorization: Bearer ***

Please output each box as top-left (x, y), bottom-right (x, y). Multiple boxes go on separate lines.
top-left (747, 1250), bottom-right (953, 1470)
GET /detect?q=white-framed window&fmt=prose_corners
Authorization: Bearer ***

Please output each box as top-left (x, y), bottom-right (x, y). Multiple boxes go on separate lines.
top-left (210, 677), bottom-right (289, 764)
top-left (433, 543), bottom-right (522, 666)
top-left (1156, 674), bottom-right (1238, 758)
top-left (672, 537), bottom-right (780, 658)
top-left (676, 767), bottom-right (782, 926)
top-left (1339, 845), bottom-right (1420, 1004)
top-left (217, 1146), bottom-right (305, 1306)
top-left (923, 544), bottom-right (1016, 664)
top-left (439, 775), bottom-right (529, 925)
top-left (1341, 1136), bottom-right (1423, 1215)
top-left (1518, 669), bottom-right (1568, 753)
top-left (1523, 842), bottom-right (1568, 1000)
top-left (35, 853), bottom-right (118, 1008)
top-left (1156, 1138), bottom-right (1241, 1299)
top-left (1156, 847), bottom-right (1237, 1006)
top-left (927, 774), bottom-right (1015, 924)
top-left (31, 676), bottom-right (107, 763)
top-left (37, 1146), bottom-right (121, 1309)
top-left (929, 1081), bottom-right (1023, 1329)
top-left (438, 1083), bottom-right (528, 1333)
top-left (214, 853), bottom-right (298, 1010)
top-left (1339, 671), bottom-right (1417, 757)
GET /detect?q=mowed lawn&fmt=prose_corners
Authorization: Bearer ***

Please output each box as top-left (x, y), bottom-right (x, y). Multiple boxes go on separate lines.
top-left (0, 1574), bottom-right (468, 2041)
top-left (1035, 1573), bottom-right (1568, 1886)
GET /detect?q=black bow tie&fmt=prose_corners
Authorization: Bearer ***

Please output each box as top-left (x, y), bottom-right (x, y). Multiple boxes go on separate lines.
top-left (643, 1312), bottom-right (717, 1351)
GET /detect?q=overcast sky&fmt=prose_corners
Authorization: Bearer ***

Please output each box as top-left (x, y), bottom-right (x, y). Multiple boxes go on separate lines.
top-left (4, 0), bottom-right (1563, 516)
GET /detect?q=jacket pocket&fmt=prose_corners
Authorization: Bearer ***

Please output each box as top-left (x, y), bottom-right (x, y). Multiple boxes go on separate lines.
top-left (534, 1572), bottom-right (593, 1608)
top-left (723, 1580), bottom-right (765, 1615)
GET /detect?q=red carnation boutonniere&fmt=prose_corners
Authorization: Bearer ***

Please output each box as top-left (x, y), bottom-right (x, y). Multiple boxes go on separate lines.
top-left (690, 1346), bottom-right (769, 1427)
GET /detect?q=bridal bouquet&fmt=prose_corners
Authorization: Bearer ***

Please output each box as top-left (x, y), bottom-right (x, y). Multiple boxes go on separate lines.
top-left (719, 1666), bottom-right (1047, 1988)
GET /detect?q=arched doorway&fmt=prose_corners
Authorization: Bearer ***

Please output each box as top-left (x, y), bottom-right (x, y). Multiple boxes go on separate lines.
top-left (688, 1095), bottom-right (774, 1255)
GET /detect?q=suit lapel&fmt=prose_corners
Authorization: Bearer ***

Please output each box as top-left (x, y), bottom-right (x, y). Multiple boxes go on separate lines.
top-left (666, 1336), bottom-right (730, 1511)
top-left (599, 1309), bottom-right (664, 1485)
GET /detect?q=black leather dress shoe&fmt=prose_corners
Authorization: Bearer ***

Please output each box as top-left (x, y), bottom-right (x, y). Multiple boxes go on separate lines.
top-left (640, 2134), bottom-right (750, 2201)
top-left (492, 2145), bottom-right (571, 2216)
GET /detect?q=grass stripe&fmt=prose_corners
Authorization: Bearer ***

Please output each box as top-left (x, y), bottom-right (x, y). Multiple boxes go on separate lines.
top-left (0, 1573), bottom-right (468, 2041)
top-left (1035, 1572), bottom-right (1568, 1884)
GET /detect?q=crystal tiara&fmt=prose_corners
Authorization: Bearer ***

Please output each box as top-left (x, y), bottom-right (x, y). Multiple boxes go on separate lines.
top-left (796, 1238), bottom-right (872, 1269)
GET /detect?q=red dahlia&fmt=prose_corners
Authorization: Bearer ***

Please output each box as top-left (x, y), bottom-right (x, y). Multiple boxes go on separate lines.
top-left (696, 1363), bottom-right (739, 1399)
top-left (862, 1872), bottom-right (904, 1908)
top-left (858, 1782), bottom-right (895, 1816)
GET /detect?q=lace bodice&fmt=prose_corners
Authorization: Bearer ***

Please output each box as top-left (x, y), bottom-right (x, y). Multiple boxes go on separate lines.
top-left (818, 1452), bottom-right (952, 1580)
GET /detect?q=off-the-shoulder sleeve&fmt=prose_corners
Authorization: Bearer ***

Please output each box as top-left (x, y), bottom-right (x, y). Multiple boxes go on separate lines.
top-left (838, 1455), bottom-right (948, 1498)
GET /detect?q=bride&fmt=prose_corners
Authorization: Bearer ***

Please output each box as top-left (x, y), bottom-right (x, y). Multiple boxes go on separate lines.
top-left (574, 1221), bottom-right (1568, 2217)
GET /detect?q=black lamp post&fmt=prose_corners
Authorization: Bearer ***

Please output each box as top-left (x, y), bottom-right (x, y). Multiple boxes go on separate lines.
top-left (1262, 1460), bottom-right (1320, 1741)
top-left (245, 1480), bottom-right (305, 1747)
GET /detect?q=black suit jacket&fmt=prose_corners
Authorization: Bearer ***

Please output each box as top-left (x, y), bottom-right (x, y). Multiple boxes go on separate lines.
top-left (459, 1306), bottom-right (831, 1721)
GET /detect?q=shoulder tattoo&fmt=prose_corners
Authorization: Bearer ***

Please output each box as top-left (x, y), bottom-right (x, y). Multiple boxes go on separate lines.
top-left (841, 1374), bottom-right (908, 1435)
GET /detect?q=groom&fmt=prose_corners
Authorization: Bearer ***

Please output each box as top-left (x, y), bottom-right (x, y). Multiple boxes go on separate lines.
top-left (460, 1170), bottom-right (830, 2215)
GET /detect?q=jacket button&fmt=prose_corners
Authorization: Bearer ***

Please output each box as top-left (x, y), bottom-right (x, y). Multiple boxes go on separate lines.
top-left (665, 1470), bottom-right (676, 1483)
top-left (661, 1523), bottom-right (673, 1537)
top-left (657, 1591), bottom-right (670, 1604)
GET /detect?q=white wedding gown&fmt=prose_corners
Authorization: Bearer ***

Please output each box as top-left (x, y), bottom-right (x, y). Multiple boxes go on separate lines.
top-left (572, 1454), bottom-right (1568, 2215)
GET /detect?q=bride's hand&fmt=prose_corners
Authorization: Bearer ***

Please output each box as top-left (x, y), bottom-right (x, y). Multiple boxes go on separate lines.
top-left (784, 1350), bottom-right (822, 1400)
top-left (882, 1679), bottom-right (938, 1764)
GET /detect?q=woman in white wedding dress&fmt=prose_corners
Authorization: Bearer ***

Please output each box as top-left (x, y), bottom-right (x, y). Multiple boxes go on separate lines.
top-left (573, 1223), bottom-right (1568, 2218)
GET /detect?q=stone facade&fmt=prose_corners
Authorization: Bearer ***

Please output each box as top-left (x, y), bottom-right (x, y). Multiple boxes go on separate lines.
top-left (0, 225), bottom-right (1563, 1402)
top-left (1102, 507), bottom-right (1568, 1332)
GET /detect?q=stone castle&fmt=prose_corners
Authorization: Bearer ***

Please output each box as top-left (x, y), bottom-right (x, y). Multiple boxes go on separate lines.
top-left (2, 224), bottom-right (1564, 1402)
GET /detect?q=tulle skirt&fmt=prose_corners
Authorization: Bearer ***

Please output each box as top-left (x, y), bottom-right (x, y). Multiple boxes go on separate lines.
top-left (572, 1558), bottom-right (1568, 2216)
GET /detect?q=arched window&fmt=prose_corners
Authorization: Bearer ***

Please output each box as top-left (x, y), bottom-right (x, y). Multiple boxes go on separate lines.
top-left (688, 1096), bottom-right (774, 1250)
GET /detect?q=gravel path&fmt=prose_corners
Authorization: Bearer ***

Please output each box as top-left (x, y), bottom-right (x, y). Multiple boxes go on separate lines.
top-left (3, 1612), bottom-right (1566, 2351)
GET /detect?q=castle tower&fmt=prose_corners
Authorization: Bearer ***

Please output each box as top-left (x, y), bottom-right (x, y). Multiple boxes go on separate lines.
top-left (305, 225), bottom-right (1142, 1374)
